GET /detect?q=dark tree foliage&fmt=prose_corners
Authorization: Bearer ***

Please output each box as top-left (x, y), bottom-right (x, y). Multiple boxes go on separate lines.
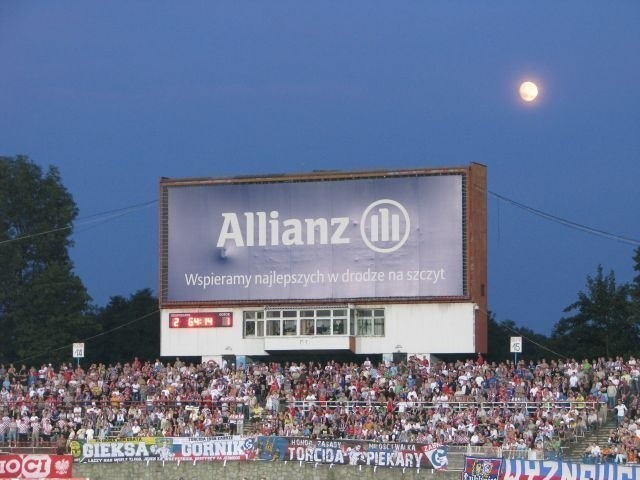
top-left (88, 289), bottom-right (160, 364)
top-left (0, 155), bottom-right (99, 364)
top-left (551, 265), bottom-right (635, 359)
top-left (631, 246), bottom-right (640, 304)
top-left (630, 246), bottom-right (640, 340)
top-left (487, 314), bottom-right (552, 362)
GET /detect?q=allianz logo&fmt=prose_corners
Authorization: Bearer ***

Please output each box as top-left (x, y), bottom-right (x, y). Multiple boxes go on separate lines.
top-left (216, 199), bottom-right (410, 253)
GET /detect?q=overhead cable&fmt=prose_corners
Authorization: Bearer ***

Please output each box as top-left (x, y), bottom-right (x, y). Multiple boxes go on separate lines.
top-left (0, 200), bottom-right (157, 246)
top-left (488, 190), bottom-right (640, 246)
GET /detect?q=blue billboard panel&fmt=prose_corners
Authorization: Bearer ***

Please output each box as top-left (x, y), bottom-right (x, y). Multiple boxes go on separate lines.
top-left (165, 174), bottom-right (464, 302)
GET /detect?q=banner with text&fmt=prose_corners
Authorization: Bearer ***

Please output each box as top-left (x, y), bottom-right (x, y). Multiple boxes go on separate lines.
top-left (164, 174), bottom-right (464, 302)
top-left (70, 436), bottom-right (447, 469)
top-left (255, 436), bottom-right (447, 469)
top-left (502, 459), bottom-right (640, 480)
top-left (70, 436), bottom-right (255, 463)
top-left (0, 455), bottom-right (73, 478)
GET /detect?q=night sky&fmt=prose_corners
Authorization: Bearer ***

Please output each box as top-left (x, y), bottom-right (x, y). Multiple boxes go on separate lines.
top-left (1, 1), bottom-right (638, 335)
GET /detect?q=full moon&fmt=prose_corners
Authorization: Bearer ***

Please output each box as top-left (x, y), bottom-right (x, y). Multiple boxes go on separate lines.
top-left (519, 81), bottom-right (539, 102)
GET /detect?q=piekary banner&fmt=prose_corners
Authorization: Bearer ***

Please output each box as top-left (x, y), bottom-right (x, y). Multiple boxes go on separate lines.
top-left (255, 436), bottom-right (443, 468)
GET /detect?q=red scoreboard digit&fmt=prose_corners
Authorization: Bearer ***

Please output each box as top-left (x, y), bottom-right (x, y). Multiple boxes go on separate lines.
top-left (169, 312), bottom-right (233, 328)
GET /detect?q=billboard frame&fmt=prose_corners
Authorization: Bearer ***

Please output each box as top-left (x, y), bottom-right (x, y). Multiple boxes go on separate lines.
top-left (159, 163), bottom-right (487, 350)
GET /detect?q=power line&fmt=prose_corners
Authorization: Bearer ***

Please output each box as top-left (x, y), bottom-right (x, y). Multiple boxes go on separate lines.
top-left (3, 190), bottom-right (634, 363)
top-left (488, 190), bottom-right (640, 246)
top-left (476, 303), bottom-right (567, 358)
top-left (499, 320), bottom-right (568, 360)
top-left (0, 200), bottom-right (157, 246)
top-left (3, 191), bottom-right (638, 248)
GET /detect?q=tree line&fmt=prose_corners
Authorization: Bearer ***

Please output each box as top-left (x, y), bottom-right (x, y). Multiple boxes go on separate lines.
top-left (482, 239), bottom-right (639, 361)
top-left (1, 155), bottom-right (639, 365)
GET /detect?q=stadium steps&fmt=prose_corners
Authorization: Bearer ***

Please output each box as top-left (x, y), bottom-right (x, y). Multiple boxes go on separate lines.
top-left (563, 413), bottom-right (617, 463)
top-left (108, 424), bottom-right (123, 439)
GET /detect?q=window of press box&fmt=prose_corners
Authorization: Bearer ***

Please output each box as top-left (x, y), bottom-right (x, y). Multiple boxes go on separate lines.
top-left (355, 309), bottom-right (385, 336)
top-left (243, 307), bottom-right (384, 337)
top-left (243, 311), bottom-right (264, 337)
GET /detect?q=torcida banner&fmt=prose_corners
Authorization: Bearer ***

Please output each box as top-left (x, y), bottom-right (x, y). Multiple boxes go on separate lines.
top-left (164, 174), bottom-right (464, 302)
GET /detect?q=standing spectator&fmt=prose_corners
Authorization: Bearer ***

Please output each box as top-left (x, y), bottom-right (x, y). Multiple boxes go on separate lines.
top-left (66, 426), bottom-right (76, 452)
top-left (132, 382), bottom-right (141, 403)
top-left (607, 382), bottom-right (618, 409)
top-left (30, 415), bottom-right (40, 447)
top-left (55, 433), bottom-right (67, 455)
top-left (0, 412), bottom-right (10, 443)
top-left (8, 417), bottom-right (17, 447)
top-left (17, 416), bottom-right (30, 444)
top-left (614, 400), bottom-right (628, 426)
top-left (41, 417), bottom-right (53, 444)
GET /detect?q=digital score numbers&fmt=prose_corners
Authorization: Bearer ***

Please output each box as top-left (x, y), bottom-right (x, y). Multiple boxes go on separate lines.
top-left (169, 312), bottom-right (233, 328)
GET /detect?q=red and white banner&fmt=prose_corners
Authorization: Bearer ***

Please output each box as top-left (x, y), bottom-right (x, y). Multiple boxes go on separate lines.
top-left (419, 443), bottom-right (449, 470)
top-left (0, 455), bottom-right (72, 479)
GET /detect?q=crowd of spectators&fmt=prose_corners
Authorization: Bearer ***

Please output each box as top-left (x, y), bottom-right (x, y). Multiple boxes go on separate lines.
top-left (0, 354), bottom-right (639, 462)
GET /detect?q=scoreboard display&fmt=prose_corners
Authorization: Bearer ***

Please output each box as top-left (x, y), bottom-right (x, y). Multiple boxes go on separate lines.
top-left (169, 312), bottom-right (233, 328)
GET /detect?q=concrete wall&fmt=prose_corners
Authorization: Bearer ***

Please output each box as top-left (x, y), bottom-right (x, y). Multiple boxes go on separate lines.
top-left (74, 461), bottom-right (460, 480)
top-left (160, 302), bottom-right (476, 357)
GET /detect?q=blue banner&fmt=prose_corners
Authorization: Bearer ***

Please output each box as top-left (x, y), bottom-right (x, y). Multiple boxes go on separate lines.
top-left (503, 459), bottom-right (640, 480)
top-left (255, 436), bottom-right (444, 469)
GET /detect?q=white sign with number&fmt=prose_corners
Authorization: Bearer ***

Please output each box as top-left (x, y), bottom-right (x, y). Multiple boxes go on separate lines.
top-left (510, 336), bottom-right (522, 353)
top-left (73, 343), bottom-right (85, 358)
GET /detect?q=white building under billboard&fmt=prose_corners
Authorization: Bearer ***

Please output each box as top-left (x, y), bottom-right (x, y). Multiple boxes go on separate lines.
top-left (159, 164), bottom-right (487, 364)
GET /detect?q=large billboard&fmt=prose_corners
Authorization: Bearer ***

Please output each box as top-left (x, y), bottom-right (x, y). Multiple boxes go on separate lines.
top-left (161, 170), bottom-right (467, 304)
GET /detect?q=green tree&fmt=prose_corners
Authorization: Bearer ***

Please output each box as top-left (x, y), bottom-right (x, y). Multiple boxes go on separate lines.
top-left (551, 265), bottom-right (635, 358)
top-left (488, 314), bottom-right (552, 362)
top-left (487, 312), bottom-right (511, 359)
top-left (630, 246), bottom-right (640, 304)
top-left (89, 289), bottom-right (160, 364)
top-left (629, 246), bottom-right (640, 337)
top-left (0, 155), bottom-right (99, 363)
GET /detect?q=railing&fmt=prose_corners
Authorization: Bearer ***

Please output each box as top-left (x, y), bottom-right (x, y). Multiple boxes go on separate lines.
top-left (0, 398), bottom-right (606, 454)
top-left (0, 397), bottom-right (605, 414)
top-left (287, 399), bottom-right (604, 412)
top-left (0, 442), bottom-right (59, 454)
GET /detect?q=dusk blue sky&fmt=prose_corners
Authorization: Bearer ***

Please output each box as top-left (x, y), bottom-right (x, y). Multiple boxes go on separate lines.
top-left (1, 2), bottom-right (638, 336)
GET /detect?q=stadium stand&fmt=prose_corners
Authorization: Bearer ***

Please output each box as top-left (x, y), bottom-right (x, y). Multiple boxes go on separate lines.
top-left (0, 355), bottom-right (638, 463)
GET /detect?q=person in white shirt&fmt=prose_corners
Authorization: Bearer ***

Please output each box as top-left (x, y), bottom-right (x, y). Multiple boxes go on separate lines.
top-left (591, 443), bottom-right (601, 459)
top-left (614, 400), bottom-right (628, 426)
